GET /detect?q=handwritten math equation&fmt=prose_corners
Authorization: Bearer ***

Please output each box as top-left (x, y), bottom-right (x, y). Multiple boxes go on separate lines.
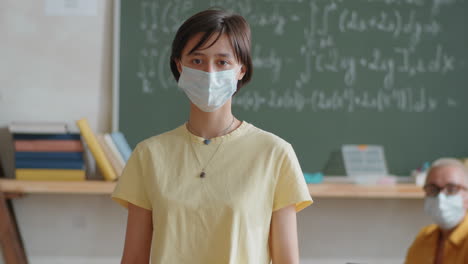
top-left (132, 0), bottom-right (466, 113)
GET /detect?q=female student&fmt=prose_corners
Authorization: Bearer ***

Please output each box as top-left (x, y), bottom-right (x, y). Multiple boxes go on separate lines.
top-left (112, 8), bottom-right (313, 264)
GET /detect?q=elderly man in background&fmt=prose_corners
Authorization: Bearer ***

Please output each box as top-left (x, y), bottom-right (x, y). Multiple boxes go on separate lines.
top-left (405, 158), bottom-right (468, 264)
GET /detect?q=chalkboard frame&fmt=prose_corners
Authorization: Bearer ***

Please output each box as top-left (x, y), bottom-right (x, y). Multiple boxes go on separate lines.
top-left (112, 0), bottom-right (121, 133)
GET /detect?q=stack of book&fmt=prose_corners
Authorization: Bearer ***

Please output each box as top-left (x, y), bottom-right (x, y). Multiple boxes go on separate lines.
top-left (10, 122), bottom-right (86, 181)
top-left (76, 118), bottom-right (132, 182)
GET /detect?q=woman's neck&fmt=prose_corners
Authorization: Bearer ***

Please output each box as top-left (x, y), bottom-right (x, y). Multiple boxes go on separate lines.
top-left (187, 101), bottom-right (239, 139)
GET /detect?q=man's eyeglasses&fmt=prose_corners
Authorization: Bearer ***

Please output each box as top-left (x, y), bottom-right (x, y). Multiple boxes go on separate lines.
top-left (423, 183), bottom-right (468, 197)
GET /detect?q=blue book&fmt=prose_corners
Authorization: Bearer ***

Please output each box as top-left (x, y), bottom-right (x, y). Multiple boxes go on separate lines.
top-left (13, 134), bottom-right (81, 140)
top-left (15, 152), bottom-right (84, 161)
top-left (110, 132), bottom-right (132, 162)
top-left (15, 159), bottom-right (85, 170)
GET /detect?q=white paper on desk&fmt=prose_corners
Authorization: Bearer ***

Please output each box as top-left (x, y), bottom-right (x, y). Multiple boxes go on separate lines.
top-left (342, 145), bottom-right (388, 174)
top-left (45, 0), bottom-right (97, 16)
top-left (342, 144), bottom-right (389, 184)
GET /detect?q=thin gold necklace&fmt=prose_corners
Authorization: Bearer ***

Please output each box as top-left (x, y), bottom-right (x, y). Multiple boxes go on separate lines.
top-left (187, 116), bottom-right (236, 178)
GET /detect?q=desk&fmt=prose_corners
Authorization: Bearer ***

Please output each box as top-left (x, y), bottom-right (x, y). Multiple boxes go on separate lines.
top-left (0, 179), bottom-right (424, 263)
top-left (0, 179), bottom-right (424, 197)
top-left (0, 180), bottom-right (116, 264)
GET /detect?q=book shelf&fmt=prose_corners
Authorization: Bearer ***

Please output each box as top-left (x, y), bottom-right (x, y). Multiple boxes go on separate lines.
top-left (0, 179), bottom-right (424, 198)
top-left (0, 179), bottom-right (115, 195)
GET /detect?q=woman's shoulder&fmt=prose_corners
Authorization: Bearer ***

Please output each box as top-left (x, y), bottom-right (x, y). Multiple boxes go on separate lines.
top-left (133, 124), bottom-right (186, 151)
top-left (245, 122), bottom-right (292, 150)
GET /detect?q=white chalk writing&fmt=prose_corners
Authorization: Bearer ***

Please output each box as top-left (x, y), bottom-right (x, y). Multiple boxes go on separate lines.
top-left (132, 0), bottom-right (465, 112)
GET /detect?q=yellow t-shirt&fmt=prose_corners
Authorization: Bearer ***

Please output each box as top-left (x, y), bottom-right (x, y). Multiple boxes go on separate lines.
top-left (112, 121), bottom-right (313, 264)
top-left (405, 214), bottom-right (468, 264)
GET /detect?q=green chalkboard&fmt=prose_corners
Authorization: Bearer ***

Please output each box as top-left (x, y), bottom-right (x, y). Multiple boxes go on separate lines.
top-left (117, 0), bottom-right (468, 175)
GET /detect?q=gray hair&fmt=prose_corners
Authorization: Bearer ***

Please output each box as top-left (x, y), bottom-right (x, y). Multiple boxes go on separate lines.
top-left (430, 158), bottom-right (468, 184)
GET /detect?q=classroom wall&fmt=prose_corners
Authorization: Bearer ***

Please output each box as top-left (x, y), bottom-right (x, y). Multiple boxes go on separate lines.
top-left (0, 1), bottom-right (431, 263)
top-left (0, 0), bottom-right (112, 132)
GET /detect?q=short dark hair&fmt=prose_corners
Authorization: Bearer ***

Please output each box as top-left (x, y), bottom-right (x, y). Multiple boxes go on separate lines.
top-left (170, 9), bottom-right (253, 92)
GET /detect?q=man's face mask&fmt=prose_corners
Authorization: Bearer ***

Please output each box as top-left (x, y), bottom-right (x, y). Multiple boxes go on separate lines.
top-left (424, 192), bottom-right (465, 230)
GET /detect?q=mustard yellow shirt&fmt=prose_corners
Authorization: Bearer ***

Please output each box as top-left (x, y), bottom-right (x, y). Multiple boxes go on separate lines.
top-left (405, 214), bottom-right (468, 264)
top-left (112, 121), bottom-right (313, 264)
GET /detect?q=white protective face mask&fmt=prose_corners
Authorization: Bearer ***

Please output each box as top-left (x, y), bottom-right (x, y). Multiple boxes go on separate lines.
top-left (424, 192), bottom-right (465, 230)
top-left (178, 66), bottom-right (240, 112)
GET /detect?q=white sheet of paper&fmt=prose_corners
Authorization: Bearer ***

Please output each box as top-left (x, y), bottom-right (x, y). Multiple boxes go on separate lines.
top-left (342, 144), bottom-right (389, 183)
top-left (45, 0), bottom-right (97, 16)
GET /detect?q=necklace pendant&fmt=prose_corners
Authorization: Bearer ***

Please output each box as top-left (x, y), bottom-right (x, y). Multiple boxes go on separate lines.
top-left (200, 171), bottom-right (206, 178)
top-left (203, 139), bottom-right (211, 145)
